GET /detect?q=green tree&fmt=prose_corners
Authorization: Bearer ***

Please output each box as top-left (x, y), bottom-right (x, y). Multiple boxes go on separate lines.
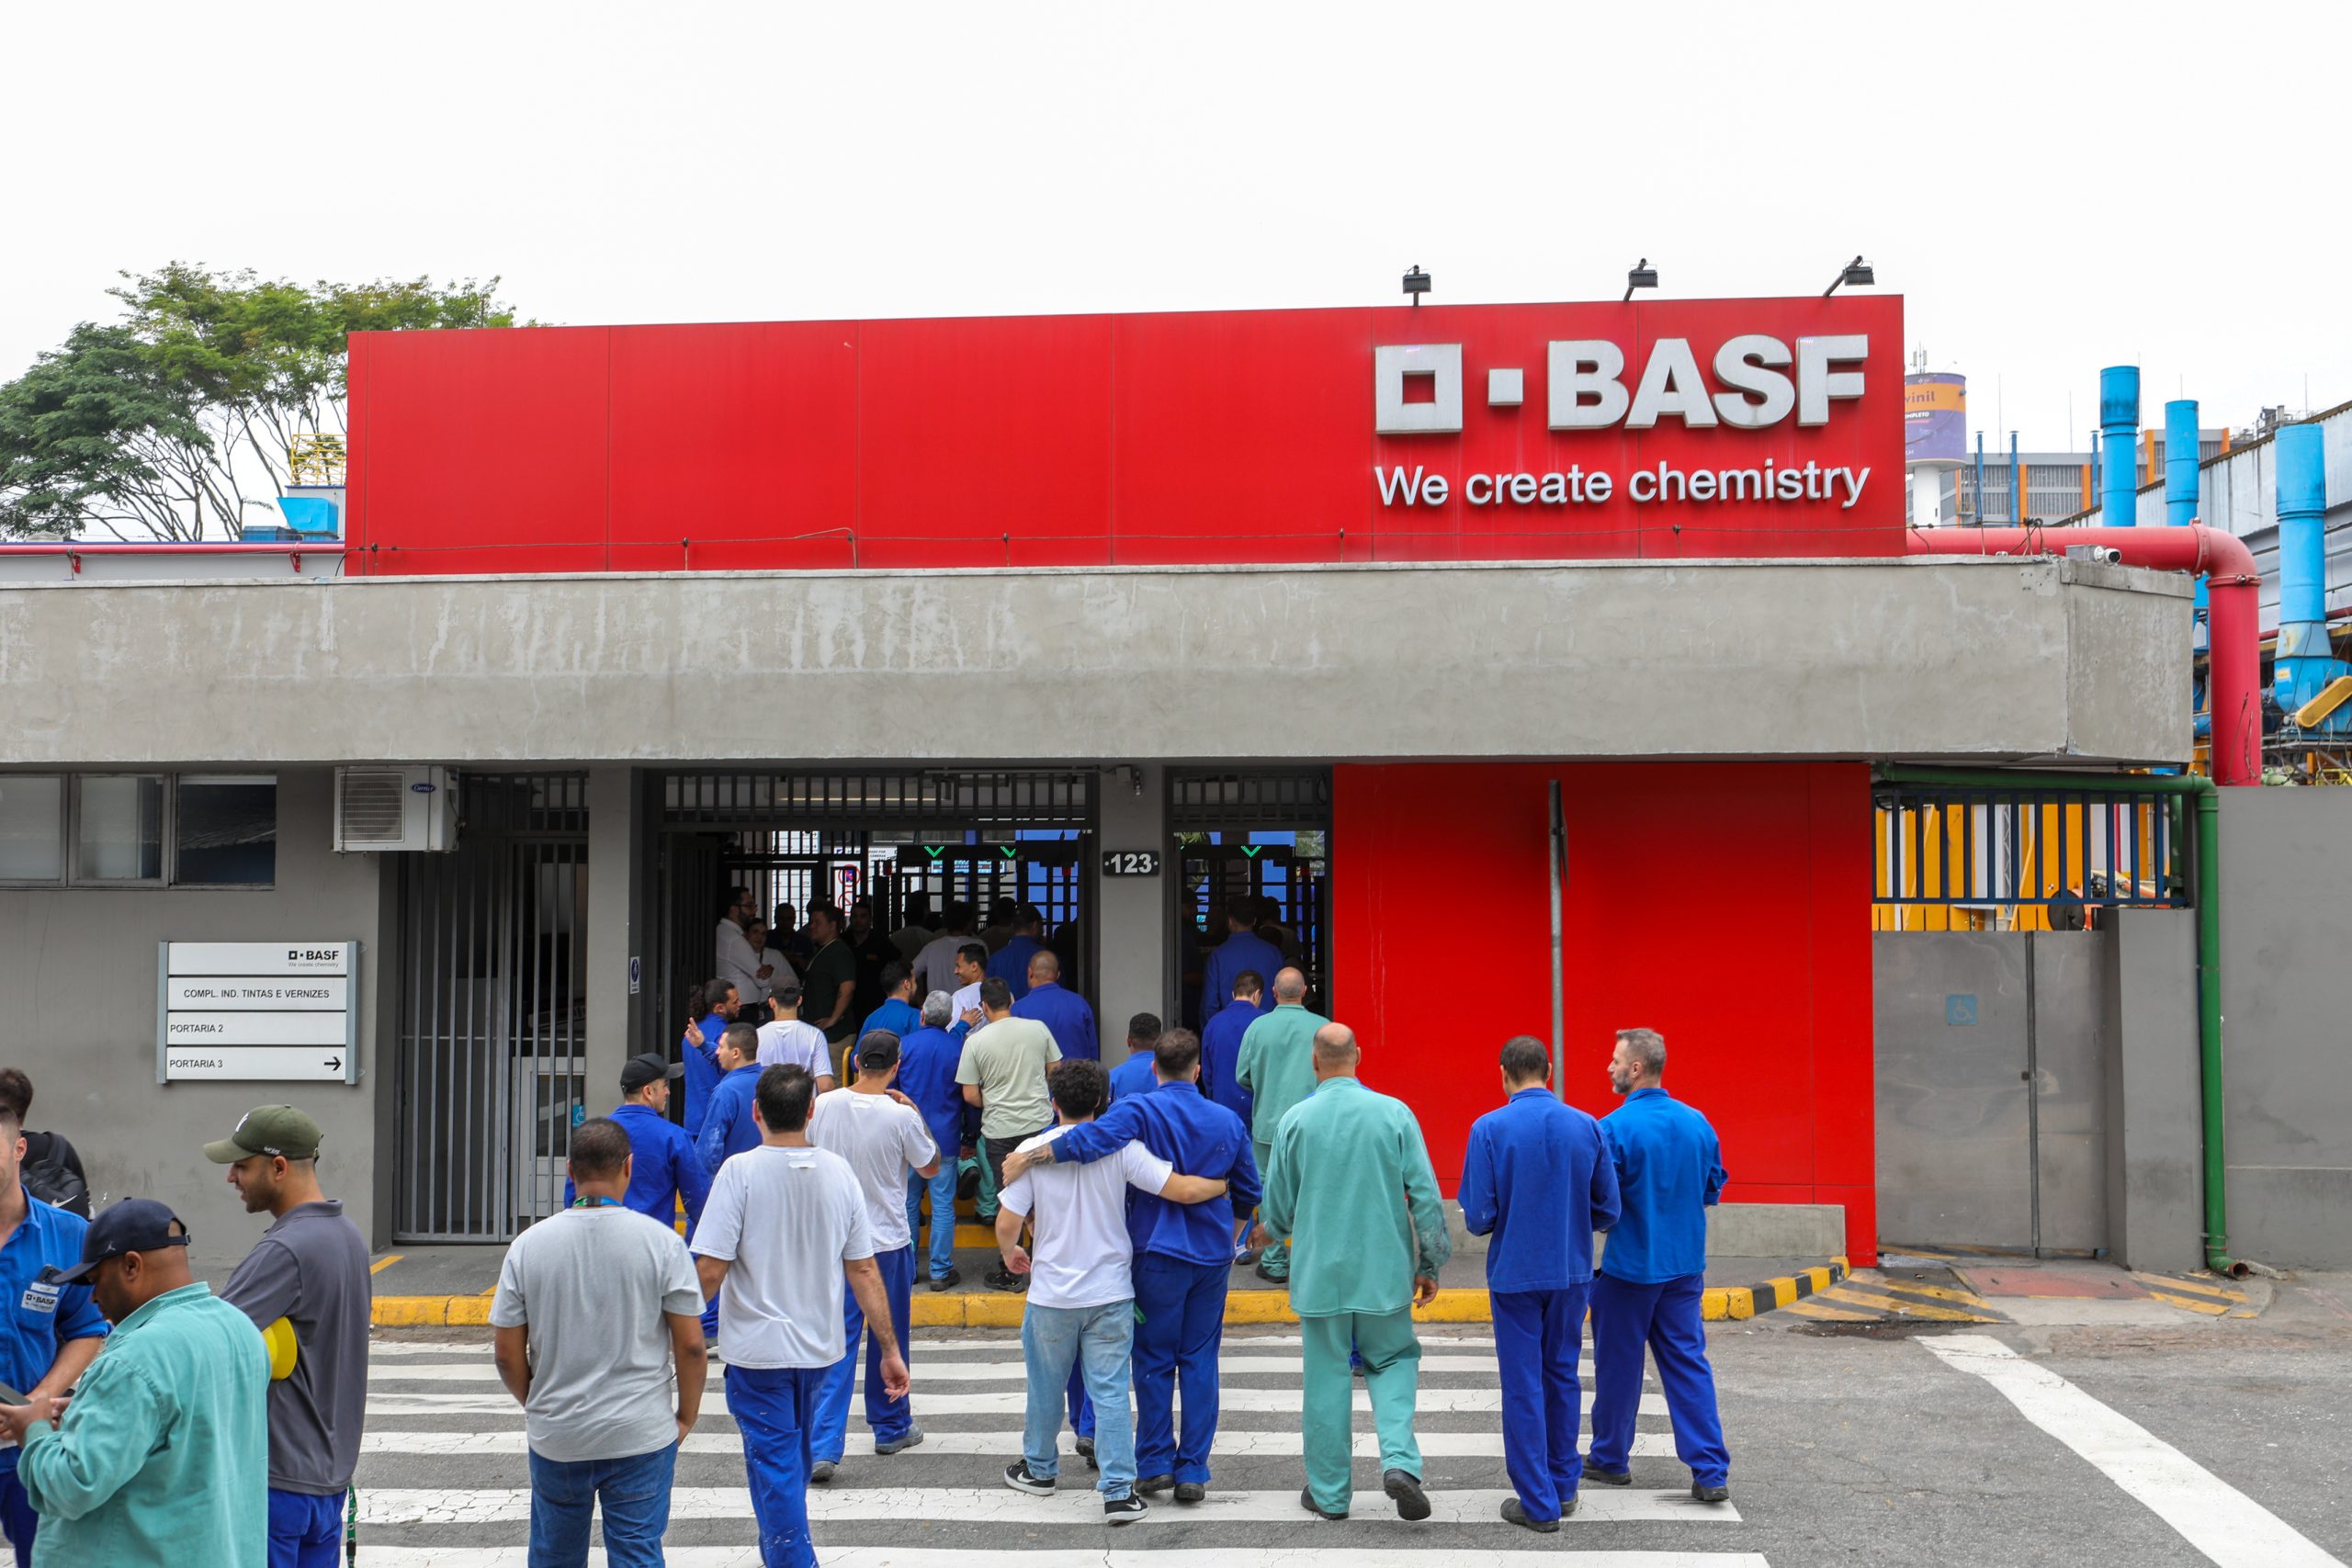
top-left (0, 266), bottom-right (519, 540)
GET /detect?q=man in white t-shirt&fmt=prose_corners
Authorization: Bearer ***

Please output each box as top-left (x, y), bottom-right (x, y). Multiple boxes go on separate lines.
top-left (717, 886), bottom-right (774, 1004)
top-left (693, 1065), bottom-right (908, 1568)
top-left (807, 1032), bottom-right (941, 1478)
top-left (995, 1058), bottom-right (1229, 1523)
top-left (756, 985), bottom-right (836, 1093)
top-left (491, 1117), bottom-right (707, 1566)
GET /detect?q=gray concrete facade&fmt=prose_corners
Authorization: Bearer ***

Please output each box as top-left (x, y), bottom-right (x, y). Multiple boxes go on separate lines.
top-left (0, 555), bottom-right (2190, 770)
top-left (2102, 908), bottom-right (2203, 1272)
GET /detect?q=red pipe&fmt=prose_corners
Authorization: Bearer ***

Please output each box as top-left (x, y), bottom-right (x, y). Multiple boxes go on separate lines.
top-left (1906, 525), bottom-right (2261, 786)
top-left (0, 542), bottom-right (344, 555)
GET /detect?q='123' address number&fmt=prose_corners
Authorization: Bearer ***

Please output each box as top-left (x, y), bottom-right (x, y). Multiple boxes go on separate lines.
top-left (1101, 851), bottom-right (1161, 877)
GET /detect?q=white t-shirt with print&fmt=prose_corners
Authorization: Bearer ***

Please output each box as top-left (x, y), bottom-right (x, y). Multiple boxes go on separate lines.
top-left (996, 1123), bottom-right (1174, 1310)
top-left (756, 1018), bottom-right (831, 1075)
top-left (690, 1144), bottom-right (873, 1368)
top-left (808, 1088), bottom-right (939, 1253)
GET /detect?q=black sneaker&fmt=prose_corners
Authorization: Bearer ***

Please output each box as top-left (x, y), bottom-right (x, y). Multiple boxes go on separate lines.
top-left (929, 1265), bottom-right (963, 1292)
top-left (1103, 1494), bottom-right (1148, 1525)
top-left (875, 1427), bottom-right (924, 1456)
top-left (1254, 1258), bottom-right (1288, 1284)
top-left (1173, 1481), bottom-right (1206, 1504)
top-left (1501, 1496), bottom-right (1561, 1532)
top-left (983, 1268), bottom-right (1027, 1292)
top-left (1135, 1472), bottom-right (1175, 1495)
top-left (1003, 1460), bottom-right (1057, 1495)
top-left (1075, 1435), bottom-right (1097, 1470)
top-left (1691, 1481), bottom-right (1731, 1504)
top-left (1384, 1468), bottom-right (1431, 1521)
top-left (1298, 1486), bottom-right (1348, 1521)
top-left (1582, 1461), bottom-right (1632, 1486)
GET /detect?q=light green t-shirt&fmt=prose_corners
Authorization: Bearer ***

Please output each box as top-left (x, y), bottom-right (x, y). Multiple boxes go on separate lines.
top-left (955, 1015), bottom-right (1062, 1140)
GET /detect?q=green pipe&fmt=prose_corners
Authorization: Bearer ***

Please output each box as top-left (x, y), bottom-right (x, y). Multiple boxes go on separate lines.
top-left (1875, 764), bottom-right (2241, 1276)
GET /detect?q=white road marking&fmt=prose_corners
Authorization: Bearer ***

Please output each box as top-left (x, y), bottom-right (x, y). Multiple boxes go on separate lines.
top-left (362, 1427), bottom-right (1678, 1459)
top-left (357, 1484), bottom-right (1736, 1527)
top-left (369, 1354), bottom-right (1582, 1382)
top-left (1921, 1335), bottom-right (2345, 1568)
top-left (357, 1550), bottom-right (1764, 1567)
top-left (368, 1333), bottom-right (1507, 1354)
top-left (366, 1386), bottom-right (1659, 1417)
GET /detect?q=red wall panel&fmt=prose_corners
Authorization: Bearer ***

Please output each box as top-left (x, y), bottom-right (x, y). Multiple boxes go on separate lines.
top-left (1330, 761), bottom-right (1877, 1265)
top-left (345, 297), bottom-right (1904, 575)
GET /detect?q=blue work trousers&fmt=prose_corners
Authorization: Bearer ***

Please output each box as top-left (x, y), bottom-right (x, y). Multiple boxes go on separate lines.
top-left (906, 1163), bottom-right (959, 1280)
top-left (1132, 1252), bottom-right (1228, 1483)
top-left (0, 1450), bottom-right (35, 1568)
top-left (267, 1488), bottom-right (345, 1568)
top-left (728, 1363), bottom-right (827, 1568)
top-left (1021, 1299), bottom-right (1136, 1498)
top-left (1491, 1282), bottom-right (1591, 1523)
top-left (814, 1245), bottom-right (914, 1461)
top-left (526, 1443), bottom-right (676, 1568)
top-left (1588, 1270), bottom-right (1729, 1486)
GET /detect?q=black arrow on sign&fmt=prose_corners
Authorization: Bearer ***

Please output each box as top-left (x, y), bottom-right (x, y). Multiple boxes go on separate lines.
top-left (323, 1055), bottom-right (344, 1072)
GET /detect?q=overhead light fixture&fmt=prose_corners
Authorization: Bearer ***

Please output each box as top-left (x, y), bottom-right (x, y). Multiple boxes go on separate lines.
top-left (1824, 255), bottom-right (1875, 298)
top-left (1623, 257), bottom-right (1657, 302)
top-left (1402, 265), bottom-right (1430, 307)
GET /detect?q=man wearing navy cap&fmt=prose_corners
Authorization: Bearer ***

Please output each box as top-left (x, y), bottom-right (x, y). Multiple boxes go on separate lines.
top-left (565, 1053), bottom-right (711, 1233)
top-left (0, 1098), bottom-right (107, 1567)
top-left (3, 1199), bottom-right (268, 1567)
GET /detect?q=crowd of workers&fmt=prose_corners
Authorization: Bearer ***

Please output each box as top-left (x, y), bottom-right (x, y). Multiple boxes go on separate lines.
top-left (0, 895), bottom-right (1728, 1568)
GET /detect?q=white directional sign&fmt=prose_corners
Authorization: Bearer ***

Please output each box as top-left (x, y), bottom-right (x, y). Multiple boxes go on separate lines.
top-left (159, 942), bottom-right (359, 1084)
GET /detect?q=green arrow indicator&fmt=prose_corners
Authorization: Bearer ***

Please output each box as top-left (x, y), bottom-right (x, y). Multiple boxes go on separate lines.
top-left (923, 845), bottom-right (944, 860)
top-left (1000, 845), bottom-right (1017, 860)
top-left (1241, 845), bottom-right (1261, 858)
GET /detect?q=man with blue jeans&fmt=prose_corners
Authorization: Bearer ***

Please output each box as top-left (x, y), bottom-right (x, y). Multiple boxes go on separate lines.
top-left (695, 1066), bottom-right (909, 1568)
top-left (1001, 1027), bottom-right (1259, 1504)
top-left (897, 993), bottom-right (970, 1291)
top-left (492, 1118), bottom-right (706, 1568)
top-left (1459, 1036), bottom-right (1621, 1531)
top-left (994, 1058), bottom-right (1230, 1524)
top-left (1585, 1026), bottom-right (1732, 1504)
top-left (0, 1099), bottom-right (107, 1567)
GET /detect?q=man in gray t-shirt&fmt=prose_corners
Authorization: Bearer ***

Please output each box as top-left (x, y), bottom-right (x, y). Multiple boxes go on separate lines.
top-left (492, 1117), bottom-right (707, 1564)
top-left (209, 1105), bottom-right (372, 1568)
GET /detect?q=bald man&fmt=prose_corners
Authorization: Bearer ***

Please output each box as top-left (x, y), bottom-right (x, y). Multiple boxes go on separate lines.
top-left (1257, 1024), bottom-right (1450, 1523)
top-left (1231, 968), bottom-right (1326, 1283)
top-left (1012, 951), bottom-right (1099, 1062)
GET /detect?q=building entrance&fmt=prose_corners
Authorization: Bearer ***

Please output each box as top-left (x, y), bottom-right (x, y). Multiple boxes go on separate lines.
top-left (1170, 770), bottom-right (1330, 1030)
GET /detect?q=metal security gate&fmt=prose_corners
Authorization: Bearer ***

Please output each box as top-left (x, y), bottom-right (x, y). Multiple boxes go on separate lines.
top-left (1170, 770), bottom-right (1330, 1028)
top-left (393, 773), bottom-right (589, 1242)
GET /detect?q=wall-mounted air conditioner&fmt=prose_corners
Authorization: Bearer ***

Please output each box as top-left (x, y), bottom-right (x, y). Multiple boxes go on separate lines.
top-left (334, 766), bottom-right (458, 852)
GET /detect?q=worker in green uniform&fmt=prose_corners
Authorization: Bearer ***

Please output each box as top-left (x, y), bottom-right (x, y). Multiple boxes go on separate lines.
top-left (1231, 968), bottom-right (1327, 1283)
top-left (1257, 1023), bottom-right (1451, 1523)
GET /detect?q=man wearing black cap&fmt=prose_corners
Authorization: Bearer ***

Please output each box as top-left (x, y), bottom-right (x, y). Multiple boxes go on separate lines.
top-left (3, 1199), bottom-right (268, 1566)
top-left (210, 1106), bottom-right (372, 1568)
top-left (565, 1053), bottom-right (712, 1234)
top-left (0, 1096), bottom-right (107, 1568)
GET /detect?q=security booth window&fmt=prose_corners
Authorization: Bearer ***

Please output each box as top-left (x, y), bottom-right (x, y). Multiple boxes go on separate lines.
top-left (0, 776), bottom-right (65, 882)
top-left (74, 774), bottom-right (165, 883)
top-left (174, 776), bottom-right (277, 886)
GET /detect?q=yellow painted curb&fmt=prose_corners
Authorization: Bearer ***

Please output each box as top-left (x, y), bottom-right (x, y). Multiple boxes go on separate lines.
top-left (373, 1297), bottom-right (493, 1327)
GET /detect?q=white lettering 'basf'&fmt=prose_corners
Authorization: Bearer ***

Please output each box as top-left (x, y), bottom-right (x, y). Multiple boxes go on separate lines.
top-left (1796, 335), bottom-right (1869, 426)
top-left (1374, 344), bottom-right (1464, 435)
top-left (1547, 341), bottom-right (1630, 430)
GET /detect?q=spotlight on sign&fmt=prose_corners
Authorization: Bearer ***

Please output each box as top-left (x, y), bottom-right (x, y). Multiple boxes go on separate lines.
top-left (1623, 258), bottom-right (1657, 303)
top-left (1824, 255), bottom-right (1875, 298)
top-left (1402, 265), bottom-right (1430, 307)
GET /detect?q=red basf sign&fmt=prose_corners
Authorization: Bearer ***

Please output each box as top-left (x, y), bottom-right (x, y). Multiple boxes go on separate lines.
top-left (345, 295), bottom-right (1904, 575)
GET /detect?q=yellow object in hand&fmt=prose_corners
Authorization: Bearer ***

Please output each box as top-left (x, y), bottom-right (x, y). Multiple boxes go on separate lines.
top-left (263, 1316), bottom-right (299, 1381)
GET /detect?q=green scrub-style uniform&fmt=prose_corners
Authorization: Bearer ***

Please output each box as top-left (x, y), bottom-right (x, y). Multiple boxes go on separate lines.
top-left (1233, 1004), bottom-right (1327, 1281)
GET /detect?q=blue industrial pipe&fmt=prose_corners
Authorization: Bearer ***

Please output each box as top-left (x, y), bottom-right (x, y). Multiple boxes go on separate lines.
top-left (2101, 366), bottom-right (2141, 526)
top-left (2166, 399), bottom-right (2210, 728)
top-left (2272, 423), bottom-right (2346, 729)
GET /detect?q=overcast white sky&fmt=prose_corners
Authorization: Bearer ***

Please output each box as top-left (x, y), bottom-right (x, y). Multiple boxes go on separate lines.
top-left (6, 1), bottom-right (2346, 450)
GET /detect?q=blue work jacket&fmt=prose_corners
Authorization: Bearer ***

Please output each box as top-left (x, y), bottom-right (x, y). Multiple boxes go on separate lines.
top-left (0, 1188), bottom-right (107, 1396)
top-left (1197, 997), bottom-right (1264, 1126)
top-left (1597, 1087), bottom-right (1725, 1284)
top-left (862, 998), bottom-right (922, 1042)
top-left (895, 1025), bottom-right (967, 1156)
top-left (1106, 1053), bottom-right (1158, 1102)
top-left (1014, 982), bottom-right (1098, 1062)
top-left (1459, 1088), bottom-right (1621, 1292)
top-left (696, 1064), bottom-right (767, 1176)
top-left (986, 935), bottom-right (1043, 999)
top-left (1200, 931), bottom-right (1284, 1026)
top-left (1050, 1082), bottom-right (1260, 1266)
top-left (564, 1103), bottom-right (711, 1231)
top-left (681, 1011), bottom-right (729, 1138)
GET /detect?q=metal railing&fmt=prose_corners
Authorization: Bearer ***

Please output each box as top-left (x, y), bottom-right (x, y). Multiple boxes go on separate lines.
top-left (1872, 780), bottom-right (2187, 931)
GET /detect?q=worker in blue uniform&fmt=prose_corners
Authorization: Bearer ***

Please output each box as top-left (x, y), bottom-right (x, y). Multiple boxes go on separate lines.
top-left (1195, 970), bottom-right (1265, 1260)
top-left (984, 907), bottom-right (1046, 1000)
top-left (1198, 895), bottom-right (1283, 1029)
top-left (1585, 1026), bottom-right (1731, 1504)
top-left (897, 994), bottom-right (971, 1292)
top-left (681, 977), bottom-right (741, 1140)
top-left (1106, 1014), bottom-right (1164, 1102)
top-left (1012, 952), bottom-right (1098, 1061)
top-left (861, 962), bottom-right (923, 1042)
top-left (563, 1052), bottom-right (712, 1232)
top-left (695, 1022), bottom-right (767, 1339)
top-left (1001, 1027), bottom-right (1260, 1503)
top-left (1459, 1035), bottom-right (1620, 1531)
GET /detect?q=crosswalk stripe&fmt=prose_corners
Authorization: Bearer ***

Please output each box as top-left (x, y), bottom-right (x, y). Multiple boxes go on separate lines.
top-left (357, 1485), bottom-right (1739, 1527)
top-left (368, 1334), bottom-right (1510, 1356)
top-left (362, 1428), bottom-right (1681, 1459)
top-left (365, 1386), bottom-right (1665, 1417)
top-left (356, 1551), bottom-right (1770, 1567)
top-left (357, 1550), bottom-right (1770, 1567)
top-left (368, 1354), bottom-right (1554, 1382)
